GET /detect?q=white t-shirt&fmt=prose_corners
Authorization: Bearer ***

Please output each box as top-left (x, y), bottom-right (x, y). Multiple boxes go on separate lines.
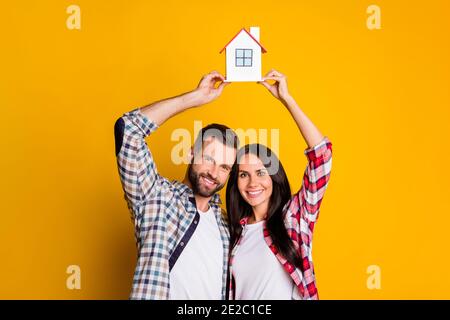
top-left (169, 206), bottom-right (223, 300)
top-left (233, 220), bottom-right (294, 300)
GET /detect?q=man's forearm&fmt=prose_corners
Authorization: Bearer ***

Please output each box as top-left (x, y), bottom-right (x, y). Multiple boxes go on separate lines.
top-left (139, 90), bottom-right (202, 126)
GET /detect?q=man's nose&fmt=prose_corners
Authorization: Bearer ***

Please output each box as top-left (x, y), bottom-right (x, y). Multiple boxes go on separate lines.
top-left (208, 165), bottom-right (219, 180)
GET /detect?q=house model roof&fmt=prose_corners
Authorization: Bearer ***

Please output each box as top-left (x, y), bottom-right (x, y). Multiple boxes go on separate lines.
top-left (219, 27), bottom-right (268, 54)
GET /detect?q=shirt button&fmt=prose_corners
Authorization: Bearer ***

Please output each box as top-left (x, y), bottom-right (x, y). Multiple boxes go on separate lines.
top-left (194, 220), bottom-right (198, 224)
top-left (180, 241), bottom-right (185, 247)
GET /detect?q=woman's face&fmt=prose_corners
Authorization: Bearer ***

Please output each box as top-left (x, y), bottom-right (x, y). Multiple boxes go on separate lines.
top-left (237, 153), bottom-right (273, 210)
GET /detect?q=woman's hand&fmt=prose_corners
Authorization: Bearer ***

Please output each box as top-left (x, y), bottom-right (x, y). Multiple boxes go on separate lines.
top-left (258, 69), bottom-right (291, 104)
top-left (259, 69), bottom-right (324, 148)
top-left (192, 71), bottom-right (230, 106)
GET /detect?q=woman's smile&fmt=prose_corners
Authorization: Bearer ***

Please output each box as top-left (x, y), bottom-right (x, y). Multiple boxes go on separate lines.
top-left (245, 189), bottom-right (265, 198)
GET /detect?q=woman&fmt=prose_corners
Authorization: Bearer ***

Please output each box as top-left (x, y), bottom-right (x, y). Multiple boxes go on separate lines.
top-left (226, 69), bottom-right (332, 300)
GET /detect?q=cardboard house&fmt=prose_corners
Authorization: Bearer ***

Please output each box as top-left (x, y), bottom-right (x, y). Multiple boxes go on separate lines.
top-left (220, 27), bottom-right (267, 82)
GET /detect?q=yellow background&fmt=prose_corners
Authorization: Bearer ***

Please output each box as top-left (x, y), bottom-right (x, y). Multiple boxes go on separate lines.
top-left (1, 0), bottom-right (449, 299)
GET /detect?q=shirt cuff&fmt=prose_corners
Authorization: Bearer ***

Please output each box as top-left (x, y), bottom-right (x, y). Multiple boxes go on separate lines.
top-left (124, 108), bottom-right (159, 137)
top-left (304, 137), bottom-right (332, 161)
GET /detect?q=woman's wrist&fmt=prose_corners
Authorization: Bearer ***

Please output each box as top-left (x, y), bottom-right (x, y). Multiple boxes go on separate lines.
top-left (280, 94), bottom-right (295, 108)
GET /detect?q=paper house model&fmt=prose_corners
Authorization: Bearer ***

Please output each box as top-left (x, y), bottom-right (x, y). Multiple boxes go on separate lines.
top-left (220, 27), bottom-right (267, 82)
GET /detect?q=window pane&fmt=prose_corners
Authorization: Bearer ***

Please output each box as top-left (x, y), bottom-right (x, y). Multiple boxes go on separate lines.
top-left (236, 58), bottom-right (244, 66)
top-left (244, 58), bottom-right (252, 66)
top-left (244, 49), bottom-right (253, 58)
top-left (236, 49), bottom-right (244, 58)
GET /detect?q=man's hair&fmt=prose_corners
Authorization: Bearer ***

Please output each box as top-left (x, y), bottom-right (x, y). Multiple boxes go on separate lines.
top-left (193, 123), bottom-right (239, 155)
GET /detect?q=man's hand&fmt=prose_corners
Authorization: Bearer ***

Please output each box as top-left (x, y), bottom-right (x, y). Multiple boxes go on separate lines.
top-left (192, 71), bottom-right (230, 106)
top-left (137, 71), bottom-right (229, 126)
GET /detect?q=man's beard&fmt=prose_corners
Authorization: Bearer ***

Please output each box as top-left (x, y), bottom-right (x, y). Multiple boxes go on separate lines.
top-left (188, 165), bottom-right (225, 197)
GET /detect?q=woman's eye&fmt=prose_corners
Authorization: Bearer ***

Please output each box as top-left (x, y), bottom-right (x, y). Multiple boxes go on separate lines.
top-left (258, 171), bottom-right (267, 176)
top-left (239, 173), bottom-right (247, 178)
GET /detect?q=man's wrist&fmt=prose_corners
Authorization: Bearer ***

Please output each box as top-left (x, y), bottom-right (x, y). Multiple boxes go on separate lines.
top-left (182, 90), bottom-right (204, 108)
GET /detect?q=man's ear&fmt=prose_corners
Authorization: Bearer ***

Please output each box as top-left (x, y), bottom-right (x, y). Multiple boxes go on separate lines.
top-left (188, 147), bottom-right (194, 163)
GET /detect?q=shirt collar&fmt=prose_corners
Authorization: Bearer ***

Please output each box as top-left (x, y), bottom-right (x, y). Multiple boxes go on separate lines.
top-left (239, 216), bottom-right (269, 228)
top-left (239, 216), bottom-right (250, 226)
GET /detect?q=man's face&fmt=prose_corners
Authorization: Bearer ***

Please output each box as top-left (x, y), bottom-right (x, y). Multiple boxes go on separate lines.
top-left (188, 138), bottom-right (237, 197)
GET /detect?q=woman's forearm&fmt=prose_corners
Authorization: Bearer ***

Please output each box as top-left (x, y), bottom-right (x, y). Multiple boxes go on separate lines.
top-left (281, 95), bottom-right (324, 149)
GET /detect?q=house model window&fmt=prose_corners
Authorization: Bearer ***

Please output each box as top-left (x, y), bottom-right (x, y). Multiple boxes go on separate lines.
top-left (236, 49), bottom-right (253, 67)
top-left (220, 27), bottom-right (267, 82)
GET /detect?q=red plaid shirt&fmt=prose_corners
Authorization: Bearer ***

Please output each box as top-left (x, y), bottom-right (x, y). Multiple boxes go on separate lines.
top-left (228, 137), bottom-right (332, 300)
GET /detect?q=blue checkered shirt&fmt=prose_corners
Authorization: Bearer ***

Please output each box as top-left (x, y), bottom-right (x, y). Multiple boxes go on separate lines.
top-left (114, 108), bottom-right (230, 300)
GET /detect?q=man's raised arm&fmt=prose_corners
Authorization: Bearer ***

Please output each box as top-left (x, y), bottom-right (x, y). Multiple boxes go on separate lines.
top-left (114, 71), bottom-right (229, 209)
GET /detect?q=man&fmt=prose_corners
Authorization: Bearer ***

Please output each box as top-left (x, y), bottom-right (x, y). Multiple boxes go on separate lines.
top-left (114, 71), bottom-right (239, 300)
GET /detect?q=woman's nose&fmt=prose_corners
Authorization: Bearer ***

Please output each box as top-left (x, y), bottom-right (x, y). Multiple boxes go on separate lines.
top-left (247, 175), bottom-right (258, 187)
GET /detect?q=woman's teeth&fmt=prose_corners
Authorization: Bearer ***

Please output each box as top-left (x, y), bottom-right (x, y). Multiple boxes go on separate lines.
top-left (247, 190), bottom-right (263, 197)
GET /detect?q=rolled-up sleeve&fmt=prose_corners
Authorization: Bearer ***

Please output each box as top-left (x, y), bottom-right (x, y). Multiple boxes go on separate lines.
top-left (114, 108), bottom-right (160, 211)
top-left (300, 137), bottom-right (332, 224)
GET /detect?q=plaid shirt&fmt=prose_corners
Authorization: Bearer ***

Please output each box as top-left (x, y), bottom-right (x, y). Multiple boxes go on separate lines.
top-left (228, 137), bottom-right (332, 300)
top-left (114, 108), bottom-right (230, 300)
